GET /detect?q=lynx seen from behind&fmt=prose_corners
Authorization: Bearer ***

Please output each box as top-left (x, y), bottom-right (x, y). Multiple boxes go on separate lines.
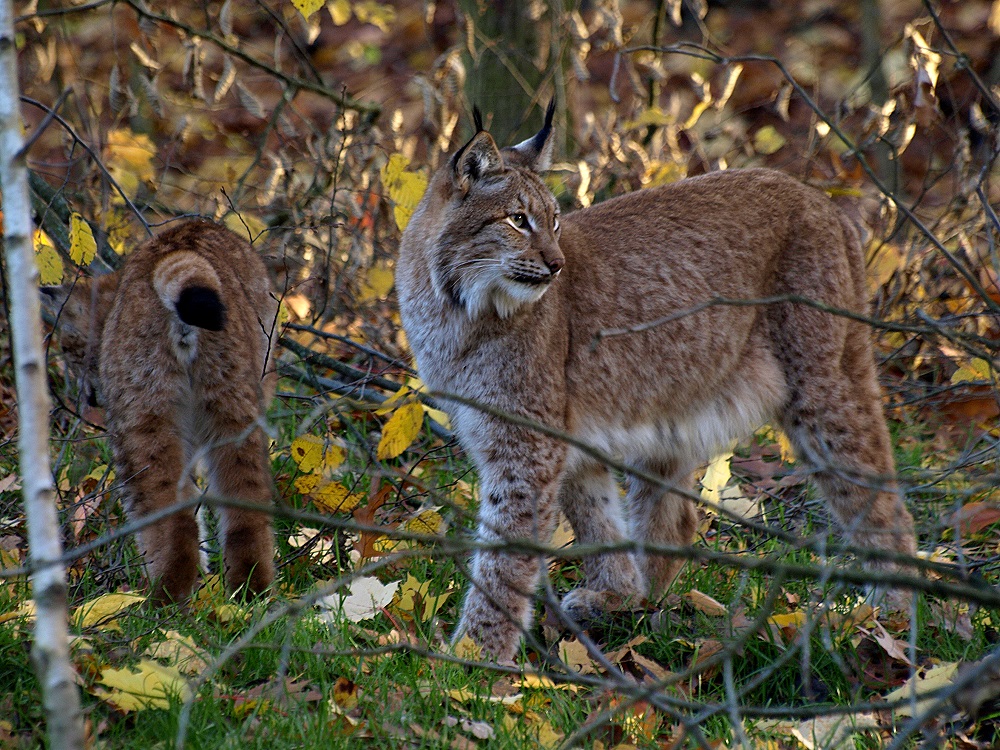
top-left (43, 220), bottom-right (278, 603)
top-left (396, 105), bottom-right (918, 663)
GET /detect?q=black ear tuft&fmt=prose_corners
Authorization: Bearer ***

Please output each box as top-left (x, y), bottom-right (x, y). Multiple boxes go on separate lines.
top-left (542, 98), bottom-right (555, 132)
top-left (503, 98), bottom-right (556, 172)
top-left (527, 98), bottom-right (555, 157)
top-left (473, 106), bottom-right (484, 133)
top-left (176, 286), bottom-right (226, 331)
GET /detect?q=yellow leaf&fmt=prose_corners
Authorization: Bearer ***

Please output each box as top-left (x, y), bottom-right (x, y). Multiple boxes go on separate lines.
top-left (536, 719), bottom-right (564, 748)
top-left (332, 676), bottom-right (358, 709)
top-left (73, 592), bottom-right (146, 631)
top-left (0, 600), bottom-right (35, 626)
top-left (768, 611), bottom-right (809, 630)
top-left (393, 574), bottom-right (451, 620)
top-left (353, 0), bottom-right (395, 31)
top-left (753, 125), bottom-right (786, 155)
top-left (104, 208), bottom-right (132, 255)
top-left (776, 429), bottom-right (795, 464)
top-left (683, 99), bottom-right (711, 130)
top-left (212, 603), bottom-right (245, 624)
top-left (377, 401), bottom-right (424, 460)
top-left (643, 159), bottom-right (685, 188)
top-left (69, 213), bottom-right (97, 266)
top-left (294, 473), bottom-right (322, 495)
top-left (290, 0), bottom-right (324, 20)
top-left (951, 357), bottom-right (992, 384)
top-left (422, 405), bottom-right (450, 429)
top-left (699, 452), bottom-right (733, 505)
top-left (96, 658), bottom-right (192, 711)
top-left (105, 129), bottom-right (156, 202)
top-left (867, 243), bottom-right (902, 289)
top-left (358, 262), bottom-right (395, 302)
top-left (142, 631), bottom-right (208, 675)
top-left (371, 536), bottom-right (403, 554)
top-left (622, 106), bottom-right (671, 130)
top-left (375, 386), bottom-right (414, 415)
top-left (447, 687), bottom-right (479, 702)
top-left (222, 211), bottom-right (267, 243)
top-left (517, 673), bottom-right (579, 691)
top-left (452, 634), bottom-right (482, 661)
top-left (290, 435), bottom-right (344, 473)
top-left (310, 481), bottom-right (363, 514)
top-left (401, 508), bottom-right (444, 536)
top-left (290, 435), bottom-right (324, 472)
top-left (33, 229), bottom-right (63, 285)
top-left (327, 0), bottom-right (351, 24)
top-left (883, 662), bottom-right (958, 717)
top-left (380, 154), bottom-right (428, 231)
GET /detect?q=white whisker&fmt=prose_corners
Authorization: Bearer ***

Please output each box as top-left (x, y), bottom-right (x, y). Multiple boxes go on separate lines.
top-left (445, 257), bottom-right (503, 274)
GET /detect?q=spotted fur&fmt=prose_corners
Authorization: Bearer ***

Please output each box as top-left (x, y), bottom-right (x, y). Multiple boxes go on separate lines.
top-left (396, 114), bottom-right (916, 663)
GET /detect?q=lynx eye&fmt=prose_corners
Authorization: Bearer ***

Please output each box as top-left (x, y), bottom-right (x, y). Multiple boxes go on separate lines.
top-left (508, 213), bottom-right (530, 231)
top-left (553, 215), bottom-right (560, 232)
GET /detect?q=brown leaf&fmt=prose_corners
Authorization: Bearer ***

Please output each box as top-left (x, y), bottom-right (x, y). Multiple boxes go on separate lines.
top-left (683, 589), bottom-right (727, 616)
top-left (353, 484), bottom-right (394, 559)
top-left (332, 677), bottom-right (358, 710)
top-left (950, 502), bottom-right (1000, 536)
top-left (863, 620), bottom-right (915, 666)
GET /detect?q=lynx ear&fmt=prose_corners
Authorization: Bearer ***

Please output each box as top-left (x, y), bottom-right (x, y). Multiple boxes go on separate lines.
top-left (504, 99), bottom-right (555, 172)
top-left (452, 131), bottom-right (504, 195)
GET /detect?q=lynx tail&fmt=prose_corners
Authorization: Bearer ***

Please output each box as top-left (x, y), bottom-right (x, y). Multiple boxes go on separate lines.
top-left (152, 251), bottom-right (227, 331)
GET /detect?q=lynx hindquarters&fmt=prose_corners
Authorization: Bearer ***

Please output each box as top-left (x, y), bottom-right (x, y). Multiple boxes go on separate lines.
top-left (395, 108), bottom-right (917, 662)
top-left (44, 220), bottom-right (277, 602)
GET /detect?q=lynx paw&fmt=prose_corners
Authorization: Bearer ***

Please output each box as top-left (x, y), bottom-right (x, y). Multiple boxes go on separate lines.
top-left (455, 591), bottom-right (528, 664)
top-left (560, 587), bottom-right (641, 627)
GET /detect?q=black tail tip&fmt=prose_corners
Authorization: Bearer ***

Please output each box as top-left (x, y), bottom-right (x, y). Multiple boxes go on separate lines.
top-left (176, 286), bottom-right (226, 331)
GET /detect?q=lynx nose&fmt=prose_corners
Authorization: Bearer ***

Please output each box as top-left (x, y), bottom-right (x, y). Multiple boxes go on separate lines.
top-left (545, 254), bottom-right (564, 274)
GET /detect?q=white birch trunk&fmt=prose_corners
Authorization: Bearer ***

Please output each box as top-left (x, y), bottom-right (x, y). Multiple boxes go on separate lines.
top-left (0, 1), bottom-right (85, 747)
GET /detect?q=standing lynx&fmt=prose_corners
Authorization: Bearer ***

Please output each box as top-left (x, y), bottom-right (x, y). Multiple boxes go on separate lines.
top-left (43, 220), bottom-right (277, 603)
top-left (396, 106), bottom-right (917, 663)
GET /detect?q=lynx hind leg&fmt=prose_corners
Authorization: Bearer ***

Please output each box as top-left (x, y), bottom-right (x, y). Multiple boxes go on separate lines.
top-left (778, 326), bottom-right (916, 565)
top-left (557, 458), bottom-right (645, 624)
top-left (626, 459), bottom-right (698, 601)
top-left (205, 409), bottom-right (275, 598)
top-left (110, 415), bottom-right (201, 603)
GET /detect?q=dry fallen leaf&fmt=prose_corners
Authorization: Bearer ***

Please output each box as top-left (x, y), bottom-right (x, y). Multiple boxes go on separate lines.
top-left (95, 658), bottom-right (192, 711)
top-left (377, 402), bottom-right (424, 460)
top-left (318, 576), bottom-right (400, 623)
top-left (883, 661), bottom-right (959, 718)
top-left (142, 630), bottom-right (209, 675)
top-left (683, 589), bottom-right (728, 617)
top-left (73, 592), bottom-right (146, 631)
top-left (862, 620), bottom-right (915, 665)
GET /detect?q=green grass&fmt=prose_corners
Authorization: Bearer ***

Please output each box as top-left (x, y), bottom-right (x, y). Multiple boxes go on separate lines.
top-left (3, 378), bottom-right (999, 750)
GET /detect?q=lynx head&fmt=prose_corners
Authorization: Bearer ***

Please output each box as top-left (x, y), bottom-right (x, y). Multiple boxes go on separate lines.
top-left (422, 101), bottom-right (564, 319)
top-left (41, 274), bottom-right (119, 406)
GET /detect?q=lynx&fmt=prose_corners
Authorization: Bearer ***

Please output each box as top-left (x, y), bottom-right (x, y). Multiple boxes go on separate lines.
top-left (395, 105), bottom-right (917, 663)
top-left (43, 219), bottom-right (278, 603)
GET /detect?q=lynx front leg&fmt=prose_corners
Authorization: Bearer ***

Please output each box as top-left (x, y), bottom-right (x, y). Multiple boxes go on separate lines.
top-left (558, 458), bottom-right (645, 623)
top-left (455, 435), bottom-right (565, 663)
